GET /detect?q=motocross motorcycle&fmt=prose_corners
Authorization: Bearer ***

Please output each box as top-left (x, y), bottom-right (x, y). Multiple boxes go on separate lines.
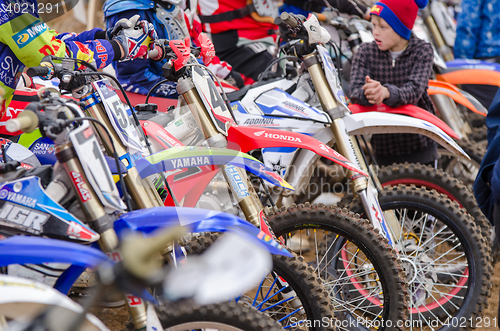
top-left (121, 35), bottom-right (415, 328)
top-left (2, 91), bottom-right (328, 331)
top-left (0, 230), bottom-right (284, 331)
top-left (15, 56), bottom-right (407, 330)
top-left (221, 12), bottom-right (491, 330)
top-left (1, 91), bottom-right (298, 330)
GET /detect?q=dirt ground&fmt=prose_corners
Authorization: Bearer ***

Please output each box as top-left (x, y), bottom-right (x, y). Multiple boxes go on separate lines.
top-left (480, 261), bottom-right (500, 331)
top-left (91, 306), bottom-right (129, 331)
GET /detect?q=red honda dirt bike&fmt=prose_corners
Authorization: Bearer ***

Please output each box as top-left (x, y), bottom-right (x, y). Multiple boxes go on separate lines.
top-left (131, 35), bottom-right (411, 330)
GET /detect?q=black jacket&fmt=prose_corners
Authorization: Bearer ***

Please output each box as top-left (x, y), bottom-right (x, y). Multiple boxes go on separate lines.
top-left (349, 33), bottom-right (436, 157)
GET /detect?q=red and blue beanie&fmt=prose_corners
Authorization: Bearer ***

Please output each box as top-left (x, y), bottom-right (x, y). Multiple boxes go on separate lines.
top-left (370, 0), bottom-right (428, 40)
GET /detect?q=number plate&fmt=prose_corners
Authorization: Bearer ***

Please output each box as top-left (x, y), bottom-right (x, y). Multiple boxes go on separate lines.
top-left (92, 79), bottom-right (146, 154)
top-left (192, 66), bottom-right (234, 135)
top-left (316, 45), bottom-right (350, 112)
top-left (69, 121), bottom-right (126, 212)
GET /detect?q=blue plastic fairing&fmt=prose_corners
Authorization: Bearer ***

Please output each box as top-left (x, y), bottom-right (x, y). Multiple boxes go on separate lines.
top-left (114, 207), bottom-right (292, 257)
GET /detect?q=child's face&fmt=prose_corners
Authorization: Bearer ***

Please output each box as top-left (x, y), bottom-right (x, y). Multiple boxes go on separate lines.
top-left (371, 15), bottom-right (407, 52)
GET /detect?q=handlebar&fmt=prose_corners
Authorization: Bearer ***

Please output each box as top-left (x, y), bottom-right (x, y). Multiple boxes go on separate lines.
top-left (279, 12), bottom-right (298, 28)
top-left (26, 66), bottom-right (50, 78)
top-left (121, 226), bottom-right (186, 280)
top-left (5, 110), bottom-right (39, 133)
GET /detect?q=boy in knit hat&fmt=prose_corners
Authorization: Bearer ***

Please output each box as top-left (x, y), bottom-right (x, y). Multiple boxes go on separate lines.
top-left (349, 0), bottom-right (437, 166)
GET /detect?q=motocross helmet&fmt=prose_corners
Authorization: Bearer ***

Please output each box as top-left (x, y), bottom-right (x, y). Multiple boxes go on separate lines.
top-left (155, 0), bottom-right (190, 40)
top-left (103, 0), bottom-right (191, 40)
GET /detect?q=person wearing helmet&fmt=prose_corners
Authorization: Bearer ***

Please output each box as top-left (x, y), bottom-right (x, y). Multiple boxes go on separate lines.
top-left (0, 0), bottom-right (155, 116)
top-left (103, 0), bottom-right (243, 99)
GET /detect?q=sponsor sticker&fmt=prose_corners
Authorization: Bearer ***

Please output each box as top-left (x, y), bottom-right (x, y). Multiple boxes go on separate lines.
top-left (13, 21), bottom-right (48, 48)
top-left (70, 171), bottom-right (92, 202)
top-left (0, 202), bottom-right (48, 232)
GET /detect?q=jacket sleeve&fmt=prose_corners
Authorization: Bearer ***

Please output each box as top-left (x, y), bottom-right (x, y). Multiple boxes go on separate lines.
top-left (382, 43), bottom-right (434, 107)
top-left (54, 28), bottom-right (105, 44)
top-left (454, 0), bottom-right (481, 59)
top-left (348, 44), bottom-right (371, 106)
top-left (0, 14), bottom-right (118, 70)
top-left (106, 10), bottom-right (178, 98)
top-left (474, 88), bottom-right (500, 222)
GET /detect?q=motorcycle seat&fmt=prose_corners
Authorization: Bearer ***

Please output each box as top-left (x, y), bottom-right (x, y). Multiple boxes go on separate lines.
top-left (226, 85), bottom-right (251, 102)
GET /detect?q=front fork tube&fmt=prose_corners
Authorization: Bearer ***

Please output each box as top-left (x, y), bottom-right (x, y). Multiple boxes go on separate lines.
top-left (57, 143), bottom-right (149, 330)
top-left (180, 83), bottom-right (301, 309)
top-left (305, 56), bottom-right (401, 248)
top-left (179, 83), bottom-right (268, 230)
top-left (330, 120), bottom-right (400, 247)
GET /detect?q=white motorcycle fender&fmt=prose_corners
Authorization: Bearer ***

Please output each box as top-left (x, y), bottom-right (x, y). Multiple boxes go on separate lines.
top-left (0, 275), bottom-right (108, 331)
top-left (273, 127), bottom-right (335, 206)
top-left (343, 112), bottom-right (470, 159)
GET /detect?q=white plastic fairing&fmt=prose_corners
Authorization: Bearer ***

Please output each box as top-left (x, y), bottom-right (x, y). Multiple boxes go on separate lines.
top-left (239, 79), bottom-right (299, 115)
top-left (164, 232), bottom-right (272, 305)
top-left (343, 112), bottom-right (469, 159)
top-left (457, 88), bottom-right (488, 114)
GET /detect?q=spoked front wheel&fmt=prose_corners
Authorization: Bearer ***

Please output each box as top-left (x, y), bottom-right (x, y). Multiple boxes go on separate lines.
top-left (183, 233), bottom-right (335, 330)
top-left (266, 203), bottom-right (408, 331)
top-left (376, 162), bottom-right (492, 242)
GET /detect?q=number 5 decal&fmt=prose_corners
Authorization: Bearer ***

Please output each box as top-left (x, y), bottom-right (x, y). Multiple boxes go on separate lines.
top-left (112, 100), bottom-right (128, 129)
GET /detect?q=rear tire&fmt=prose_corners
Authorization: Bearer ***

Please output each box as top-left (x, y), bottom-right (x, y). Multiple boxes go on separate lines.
top-left (469, 125), bottom-right (487, 148)
top-left (437, 139), bottom-right (485, 189)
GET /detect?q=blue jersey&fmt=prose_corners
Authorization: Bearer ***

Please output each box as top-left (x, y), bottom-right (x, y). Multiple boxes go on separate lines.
top-left (105, 8), bottom-right (179, 99)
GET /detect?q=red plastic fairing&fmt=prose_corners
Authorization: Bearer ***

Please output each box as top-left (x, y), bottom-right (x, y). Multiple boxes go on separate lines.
top-left (140, 120), bottom-right (183, 149)
top-left (198, 33), bottom-right (215, 65)
top-left (169, 39), bottom-right (191, 71)
top-left (227, 125), bottom-right (368, 177)
top-left (349, 104), bottom-right (459, 139)
top-left (427, 80), bottom-right (485, 116)
top-left (140, 120), bottom-right (219, 207)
